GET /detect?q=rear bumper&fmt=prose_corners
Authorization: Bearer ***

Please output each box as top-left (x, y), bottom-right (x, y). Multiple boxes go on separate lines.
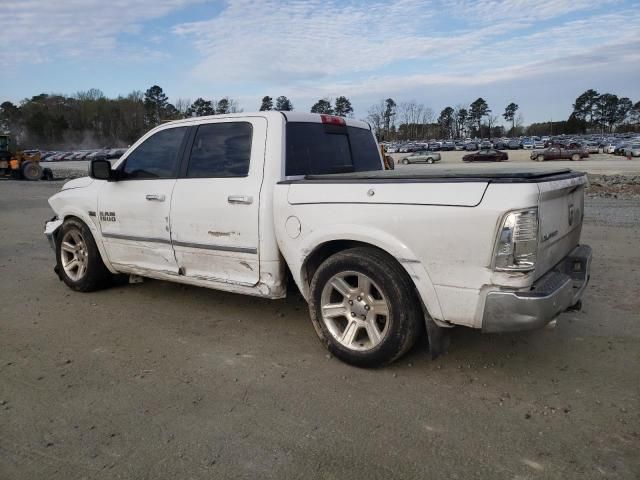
top-left (482, 245), bottom-right (592, 333)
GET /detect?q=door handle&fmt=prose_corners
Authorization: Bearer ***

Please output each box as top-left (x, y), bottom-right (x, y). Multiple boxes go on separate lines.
top-left (227, 195), bottom-right (253, 205)
top-left (145, 194), bottom-right (165, 202)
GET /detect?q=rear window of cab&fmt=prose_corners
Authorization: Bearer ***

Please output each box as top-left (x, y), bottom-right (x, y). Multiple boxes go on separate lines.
top-left (285, 122), bottom-right (382, 176)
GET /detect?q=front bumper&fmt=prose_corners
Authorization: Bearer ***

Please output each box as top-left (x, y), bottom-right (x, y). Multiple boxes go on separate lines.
top-left (44, 216), bottom-right (63, 250)
top-left (482, 245), bottom-right (592, 333)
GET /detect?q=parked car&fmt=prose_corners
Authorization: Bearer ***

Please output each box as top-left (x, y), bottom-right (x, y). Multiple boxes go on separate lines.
top-left (507, 139), bottom-right (521, 150)
top-left (603, 142), bottom-right (617, 154)
top-left (531, 146), bottom-right (588, 161)
top-left (427, 142), bottom-right (440, 151)
top-left (492, 140), bottom-right (507, 150)
top-left (106, 148), bottom-right (127, 159)
top-left (44, 112), bottom-right (592, 367)
top-left (454, 141), bottom-right (465, 151)
top-left (400, 152), bottom-right (441, 164)
top-left (86, 150), bottom-right (108, 161)
top-left (464, 142), bottom-right (478, 151)
top-left (463, 149), bottom-right (508, 162)
top-left (441, 142), bottom-right (455, 151)
top-left (522, 139), bottom-right (534, 149)
top-left (624, 144), bottom-right (640, 157)
top-left (614, 143), bottom-right (629, 155)
top-left (533, 140), bottom-right (545, 149)
top-left (585, 143), bottom-right (600, 154)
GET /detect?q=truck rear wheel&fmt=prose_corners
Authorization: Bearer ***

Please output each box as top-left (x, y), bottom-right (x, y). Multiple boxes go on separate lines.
top-left (308, 247), bottom-right (422, 367)
top-left (21, 161), bottom-right (43, 181)
top-left (571, 153), bottom-right (580, 161)
top-left (55, 218), bottom-right (113, 292)
top-left (536, 154), bottom-right (545, 162)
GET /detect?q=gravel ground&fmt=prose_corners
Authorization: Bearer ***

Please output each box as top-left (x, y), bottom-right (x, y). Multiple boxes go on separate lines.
top-left (0, 181), bottom-right (639, 479)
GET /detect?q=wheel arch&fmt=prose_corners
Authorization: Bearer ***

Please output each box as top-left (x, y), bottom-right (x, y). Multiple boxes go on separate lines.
top-left (297, 236), bottom-right (444, 322)
top-left (59, 211), bottom-right (117, 274)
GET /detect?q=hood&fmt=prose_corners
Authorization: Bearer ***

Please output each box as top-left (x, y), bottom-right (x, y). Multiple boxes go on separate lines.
top-left (62, 176), bottom-right (94, 191)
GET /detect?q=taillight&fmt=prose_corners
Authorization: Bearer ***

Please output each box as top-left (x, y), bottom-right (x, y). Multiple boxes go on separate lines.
top-left (320, 114), bottom-right (346, 126)
top-left (493, 208), bottom-right (538, 272)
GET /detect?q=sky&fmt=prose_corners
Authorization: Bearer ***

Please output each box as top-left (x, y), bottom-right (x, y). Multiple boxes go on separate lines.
top-left (2, 0), bottom-right (639, 125)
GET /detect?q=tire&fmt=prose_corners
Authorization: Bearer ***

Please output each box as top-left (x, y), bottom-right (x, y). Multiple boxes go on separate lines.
top-left (21, 161), bottom-right (43, 181)
top-left (402, 158), bottom-right (409, 165)
top-left (536, 155), bottom-right (545, 162)
top-left (427, 158), bottom-right (433, 164)
top-left (55, 218), bottom-right (113, 292)
top-left (308, 247), bottom-right (422, 367)
top-left (571, 153), bottom-right (580, 161)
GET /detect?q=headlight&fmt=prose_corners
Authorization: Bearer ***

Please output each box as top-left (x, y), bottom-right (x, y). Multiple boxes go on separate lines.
top-left (493, 208), bottom-right (538, 272)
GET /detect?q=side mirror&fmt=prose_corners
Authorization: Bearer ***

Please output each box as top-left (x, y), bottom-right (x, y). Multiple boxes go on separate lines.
top-left (89, 159), bottom-right (115, 181)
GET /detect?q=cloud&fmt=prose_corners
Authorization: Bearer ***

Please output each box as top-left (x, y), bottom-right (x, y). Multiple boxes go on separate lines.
top-left (0, 0), bottom-right (203, 64)
top-left (445, 0), bottom-right (618, 22)
top-left (172, 0), bottom-right (638, 90)
top-left (173, 0), bottom-right (445, 82)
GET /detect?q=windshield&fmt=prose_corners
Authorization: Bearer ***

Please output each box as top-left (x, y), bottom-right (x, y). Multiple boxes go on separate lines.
top-left (286, 122), bottom-right (382, 176)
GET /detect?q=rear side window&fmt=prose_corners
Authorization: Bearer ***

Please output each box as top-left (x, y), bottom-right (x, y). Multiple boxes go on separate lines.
top-left (286, 123), bottom-right (381, 176)
top-left (187, 122), bottom-right (252, 178)
top-left (122, 127), bottom-right (187, 179)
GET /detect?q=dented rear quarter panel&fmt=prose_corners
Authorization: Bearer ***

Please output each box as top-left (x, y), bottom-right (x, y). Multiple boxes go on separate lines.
top-left (274, 180), bottom-right (543, 328)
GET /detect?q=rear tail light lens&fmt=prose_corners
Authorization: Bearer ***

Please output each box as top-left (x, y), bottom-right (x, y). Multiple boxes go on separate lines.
top-left (494, 208), bottom-right (538, 271)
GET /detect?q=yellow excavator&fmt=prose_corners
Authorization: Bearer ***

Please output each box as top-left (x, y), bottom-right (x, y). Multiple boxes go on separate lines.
top-left (0, 134), bottom-right (51, 180)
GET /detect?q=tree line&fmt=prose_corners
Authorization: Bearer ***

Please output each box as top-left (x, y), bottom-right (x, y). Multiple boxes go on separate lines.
top-left (367, 91), bottom-right (639, 141)
top-left (365, 98), bottom-right (522, 141)
top-left (0, 85), bottom-right (252, 149)
top-left (2, 85), bottom-right (638, 149)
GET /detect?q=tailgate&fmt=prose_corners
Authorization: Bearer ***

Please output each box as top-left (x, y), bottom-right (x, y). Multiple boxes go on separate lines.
top-left (535, 174), bottom-right (588, 279)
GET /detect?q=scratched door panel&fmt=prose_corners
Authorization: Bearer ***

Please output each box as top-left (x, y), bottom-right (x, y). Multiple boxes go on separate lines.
top-left (98, 179), bottom-right (178, 274)
top-left (170, 118), bottom-right (266, 286)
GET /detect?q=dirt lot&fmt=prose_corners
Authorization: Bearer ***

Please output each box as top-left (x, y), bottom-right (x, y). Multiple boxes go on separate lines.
top-left (1, 180), bottom-right (639, 479)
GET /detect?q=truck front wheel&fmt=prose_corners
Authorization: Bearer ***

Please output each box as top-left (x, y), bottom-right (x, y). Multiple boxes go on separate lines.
top-left (308, 247), bottom-right (422, 367)
top-left (55, 218), bottom-right (113, 292)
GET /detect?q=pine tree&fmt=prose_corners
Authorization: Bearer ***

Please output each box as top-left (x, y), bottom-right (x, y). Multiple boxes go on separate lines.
top-left (186, 98), bottom-right (215, 117)
top-left (275, 96), bottom-right (293, 111)
top-left (334, 96), bottom-right (353, 117)
top-left (310, 99), bottom-right (333, 114)
top-left (143, 85), bottom-right (169, 126)
top-left (259, 96), bottom-right (273, 111)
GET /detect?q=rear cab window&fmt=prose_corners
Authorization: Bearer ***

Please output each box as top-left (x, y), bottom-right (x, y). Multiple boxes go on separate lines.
top-left (285, 122), bottom-right (382, 176)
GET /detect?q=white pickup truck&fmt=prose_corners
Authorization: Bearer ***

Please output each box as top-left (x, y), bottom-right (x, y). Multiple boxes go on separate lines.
top-left (45, 112), bottom-right (592, 366)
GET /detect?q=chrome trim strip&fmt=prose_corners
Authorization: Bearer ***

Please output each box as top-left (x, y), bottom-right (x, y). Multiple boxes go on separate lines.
top-left (102, 232), bottom-right (170, 244)
top-left (102, 232), bottom-right (257, 254)
top-left (173, 240), bottom-right (257, 254)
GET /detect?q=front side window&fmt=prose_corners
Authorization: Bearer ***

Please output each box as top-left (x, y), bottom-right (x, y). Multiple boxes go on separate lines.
top-left (121, 127), bottom-right (187, 179)
top-left (186, 122), bottom-right (252, 178)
